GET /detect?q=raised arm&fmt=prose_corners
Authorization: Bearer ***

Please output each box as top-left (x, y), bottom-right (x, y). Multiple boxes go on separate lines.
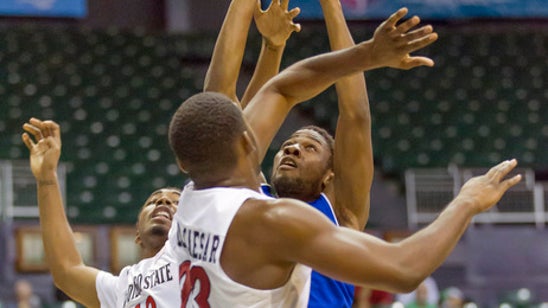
top-left (319, 0), bottom-right (373, 230)
top-left (244, 7), bottom-right (438, 162)
top-left (203, 0), bottom-right (256, 103)
top-left (22, 118), bottom-right (100, 308)
top-left (240, 0), bottom-right (301, 108)
top-left (245, 159), bottom-right (521, 292)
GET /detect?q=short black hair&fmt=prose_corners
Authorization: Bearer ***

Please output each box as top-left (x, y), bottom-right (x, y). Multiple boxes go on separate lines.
top-left (169, 92), bottom-right (246, 175)
top-left (297, 125), bottom-right (335, 169)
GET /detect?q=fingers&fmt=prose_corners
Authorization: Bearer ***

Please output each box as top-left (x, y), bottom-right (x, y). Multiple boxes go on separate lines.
top-left (395, 15), bottom-right (420, 35)
top-left (495, 159), bottom-right (518, 179)
top-left (290, 7), bottom-right (302, 33)
top-left (486, 159), bottom-right (521, 188)
top-left (22, 118), bottom-right (61, 146)
top-left (288, 7), bottom-right (300, 19)
top-left (384, 7), bottom-right (408, 28)
top-left (43, 120), bottom-right (61, 141)
top-left (23, 122), bottom-right (43, 142)
top-left (21, 133), bottom-right (35, 150)
top-left (502, 174), bottom-right (522, 190)
top-left (404, 32), bottom-right (438, 54)
top-left (401, 25), bottom-right (433, 42)
top-left (402, 56), bottom-right (435, 69)
top-left (280, 0), bottom-right (289, 10)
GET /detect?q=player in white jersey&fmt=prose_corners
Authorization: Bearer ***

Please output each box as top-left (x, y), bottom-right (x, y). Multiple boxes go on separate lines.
top-left (168, 183), bottom-right (311, 307)
top-left (96, 244), bottom-right (181, 307)
top-left (22, 115), bottom-right (185, 308)
top-left (158, 88), bottom-right (520, 307)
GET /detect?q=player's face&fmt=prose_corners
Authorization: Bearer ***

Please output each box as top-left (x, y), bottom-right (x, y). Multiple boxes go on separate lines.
top-left (271, 129), bottom-right (332, 201)
top-left (136, 188), bottom-right (180, 243)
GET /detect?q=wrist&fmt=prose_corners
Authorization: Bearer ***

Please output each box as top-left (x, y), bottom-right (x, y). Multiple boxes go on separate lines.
top-left (36, 171), bottom-right (58, 186)
top-left (355, 40), bottom-right (378, 71)
top-left (263, 38), bottom-right (285, 51)
top-left (449, 195), bottom-right (478, 217)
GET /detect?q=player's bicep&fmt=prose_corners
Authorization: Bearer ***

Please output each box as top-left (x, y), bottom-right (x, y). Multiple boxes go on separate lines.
top-left (273, 202), bottom-right (408, 291)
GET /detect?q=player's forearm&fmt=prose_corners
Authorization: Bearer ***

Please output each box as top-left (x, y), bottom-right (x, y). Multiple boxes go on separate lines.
top-left (245, 42), bottom-right (376, 162)
top-left (395, 199), bottom-right (475, 289)
top-left (332, 119), bottom-right (373, 230)
top-left (269, 40), bottom-right (379, 106)
top-left (321, 0), bottom-right (355, 49)
top-left (37, 172), bottom-right (101, 307)
top-left (203, 0), bottom-right (255, 103)
top-left (332, 79), bottom-right (373, 230)
top-left (322, 0), bottom-right (373, 230)
top-left (240, 38), bottom-right (285, 109)
top-left (36, 172), bottom-right (85, 283)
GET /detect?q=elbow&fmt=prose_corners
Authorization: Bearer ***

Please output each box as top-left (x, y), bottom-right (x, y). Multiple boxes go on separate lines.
top-left (390, 266), bottom-right (428, 293)
top-left (49, 262), bottom-right (82, 291)
top-left (393, 277), bottom-right (423, 294)
top-left (341, 111), bottom-right (371, 126)
top-left (50, 265), bottom-right (71, 290)
top-left (203, 83), bottom-right (237, 103)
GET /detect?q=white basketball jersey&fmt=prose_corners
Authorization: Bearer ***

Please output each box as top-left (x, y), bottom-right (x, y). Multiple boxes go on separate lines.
top-left (96, 244), bottom-right (182, 307)
top-left (166, 183), bottom-right (312, 308)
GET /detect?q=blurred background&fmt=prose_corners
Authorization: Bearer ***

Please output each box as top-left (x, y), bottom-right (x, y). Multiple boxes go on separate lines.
top-left (0, 0), bottom-right (546, 306)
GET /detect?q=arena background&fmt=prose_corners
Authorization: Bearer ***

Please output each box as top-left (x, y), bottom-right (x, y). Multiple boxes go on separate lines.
top-left (0, 0), bottom-right (547, 306)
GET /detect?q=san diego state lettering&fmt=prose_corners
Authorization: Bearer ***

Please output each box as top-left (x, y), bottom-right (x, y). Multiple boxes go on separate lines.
top-left (176, 222), bottom-right (220, 263)
top-left (123, 263), bottom-right (173, 306)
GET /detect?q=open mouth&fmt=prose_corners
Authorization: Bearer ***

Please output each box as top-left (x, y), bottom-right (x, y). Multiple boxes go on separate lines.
top-left (279, 157), bottom-right (297, 169)
top-left (151, 205), bottom-right (173, 221)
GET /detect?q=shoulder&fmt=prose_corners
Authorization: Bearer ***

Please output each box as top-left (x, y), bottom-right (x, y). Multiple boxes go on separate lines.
top-left (240, 197), bottom-right (313, 223)
top-left (236, 197), bottom-right (336, 244)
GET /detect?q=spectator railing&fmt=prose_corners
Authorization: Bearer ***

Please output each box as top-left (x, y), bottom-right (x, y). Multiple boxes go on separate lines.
top-left (405, 165), bottom-right (545, 228)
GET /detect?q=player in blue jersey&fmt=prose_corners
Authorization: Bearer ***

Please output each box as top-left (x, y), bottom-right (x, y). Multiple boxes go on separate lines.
top-left (263, 0), bottom-right (377, 305)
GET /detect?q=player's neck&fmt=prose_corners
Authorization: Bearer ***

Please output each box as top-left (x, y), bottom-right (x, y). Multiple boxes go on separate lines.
top-left (193, 171), bottom-right (261, 192)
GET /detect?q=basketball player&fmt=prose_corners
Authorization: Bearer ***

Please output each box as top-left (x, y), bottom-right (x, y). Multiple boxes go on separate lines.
top-left (264, 0), bottom-right (374, 305)
top-left (24, 9), bottom-right (518, 307)
top-left (203, 2), bottom-right (423, 306)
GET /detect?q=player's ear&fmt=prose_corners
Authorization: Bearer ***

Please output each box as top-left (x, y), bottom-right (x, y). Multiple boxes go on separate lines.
top-left (176, 158), bottom-right (188, 174)
top-left (321, 170), bottom-right (334, 190)
top-left (135, 222), bottom-right (143, 246)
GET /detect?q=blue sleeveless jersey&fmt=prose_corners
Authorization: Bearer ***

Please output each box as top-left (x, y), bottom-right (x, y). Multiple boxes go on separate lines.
top-left (261, 185), bottom-right (355, 308)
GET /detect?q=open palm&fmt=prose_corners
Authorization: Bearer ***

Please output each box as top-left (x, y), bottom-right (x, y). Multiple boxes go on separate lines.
top-left (254, 0), bottom-right (301, 47)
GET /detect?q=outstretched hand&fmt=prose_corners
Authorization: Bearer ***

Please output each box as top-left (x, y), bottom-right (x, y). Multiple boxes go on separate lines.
top-left (21, 118), bottom-right (62, 181)
top-left (369, 7), bottom-right (438, 70)
top-left (254, 0), bottom-right (301, 48)
top-left (457, 159), bottom-right (522, 214)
